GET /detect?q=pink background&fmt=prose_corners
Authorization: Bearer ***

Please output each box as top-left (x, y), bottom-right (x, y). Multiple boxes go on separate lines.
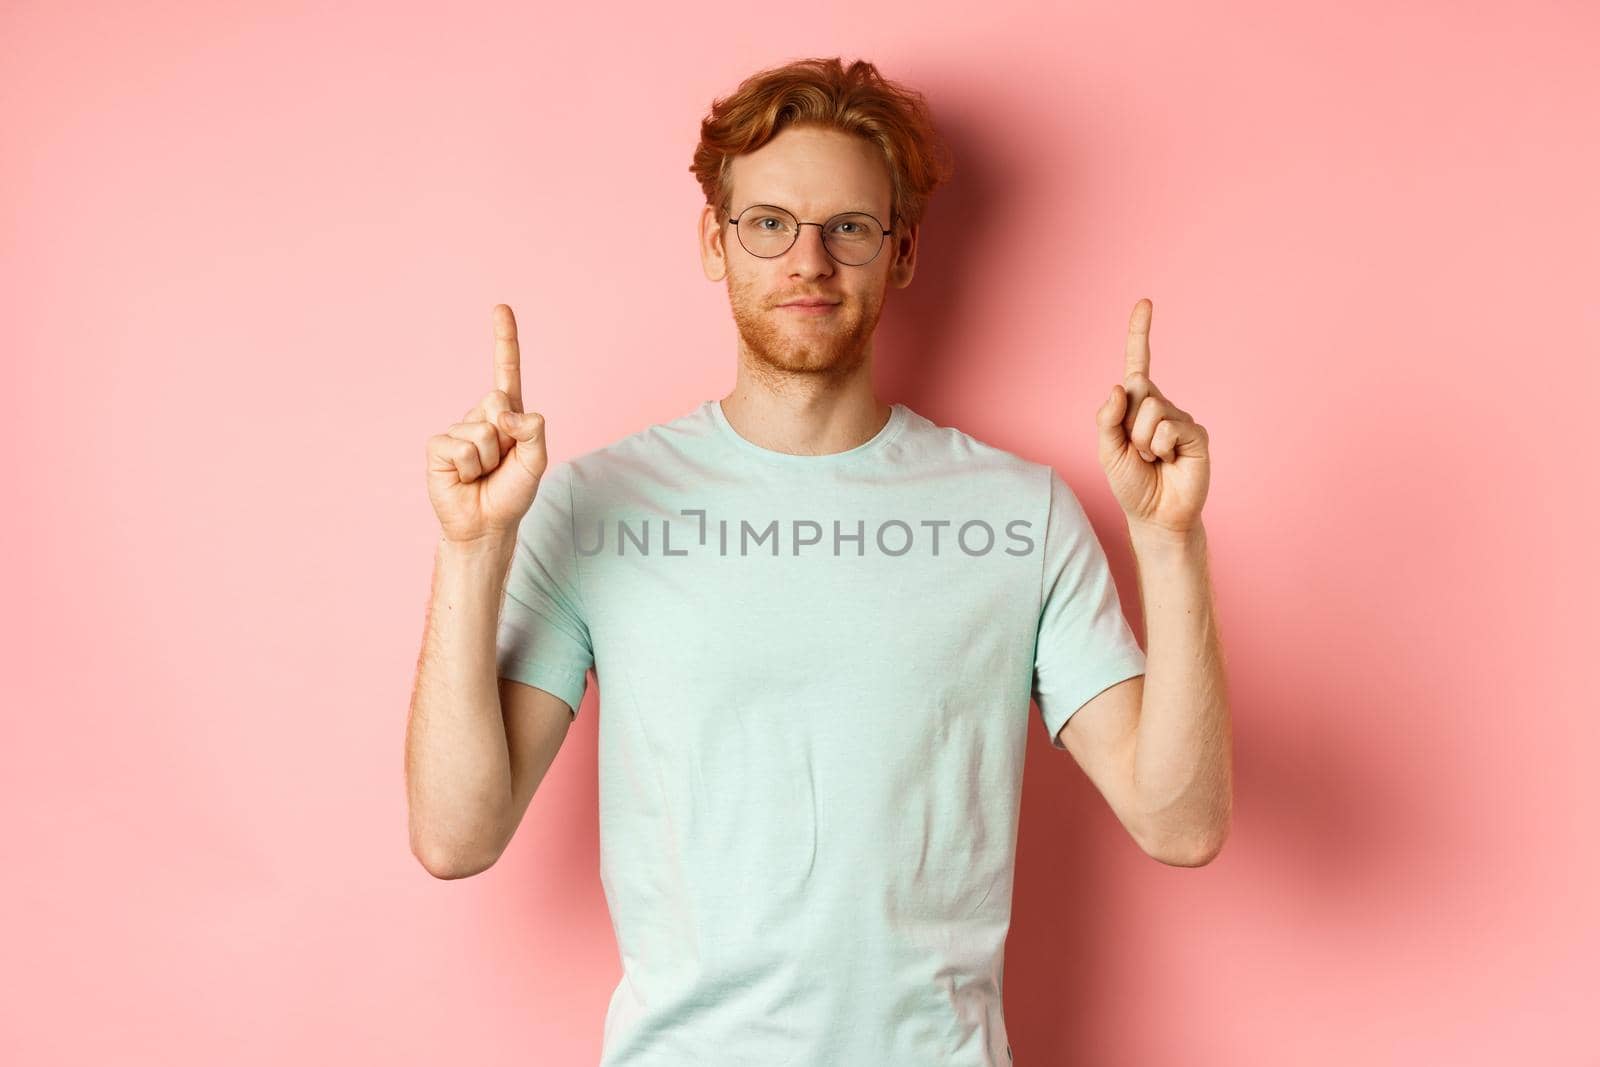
top-left (4, 1), bottom-right (1596, 1063)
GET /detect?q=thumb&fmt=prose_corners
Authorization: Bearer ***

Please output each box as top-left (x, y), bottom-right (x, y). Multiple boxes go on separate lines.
top-left (497, 408), bottom-right (542, 437)
top-left (496, 410), bottom-right (548, 474)
top-left (1096, 383), bottom-right (1130, 462)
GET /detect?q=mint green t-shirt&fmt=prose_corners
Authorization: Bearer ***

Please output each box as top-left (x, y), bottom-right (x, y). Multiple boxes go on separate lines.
top-left (495, 399), bottom-right (1146, 1066)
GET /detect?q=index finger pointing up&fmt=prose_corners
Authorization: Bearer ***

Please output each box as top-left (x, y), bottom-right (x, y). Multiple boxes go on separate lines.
top-left (492, 303), bottom-right (524, 412)
top-left (1124, 298), bottom-right (1153, 383)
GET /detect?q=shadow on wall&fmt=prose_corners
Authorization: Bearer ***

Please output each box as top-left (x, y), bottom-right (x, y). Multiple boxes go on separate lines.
top-left (874, 103), bottom-right (1020, 419)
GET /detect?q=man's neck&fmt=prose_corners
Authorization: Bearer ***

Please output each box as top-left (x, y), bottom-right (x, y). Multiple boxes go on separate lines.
top-left (717, 383), bottom-right (892, 457)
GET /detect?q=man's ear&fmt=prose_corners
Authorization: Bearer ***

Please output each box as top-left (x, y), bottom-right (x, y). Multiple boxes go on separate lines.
top-left (700, 204), bottom-right (728, 282)
top-left (888, 221), bottom-right (918, 289)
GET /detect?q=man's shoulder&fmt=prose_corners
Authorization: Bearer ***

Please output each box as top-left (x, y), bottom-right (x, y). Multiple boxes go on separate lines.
top-left (534, 402), bottom-right (716, 502)
top-left (896, 404), bottom-right (1055, 487)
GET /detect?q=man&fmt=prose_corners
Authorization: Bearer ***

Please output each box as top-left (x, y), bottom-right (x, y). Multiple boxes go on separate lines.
top-left (406, 56), bottom-right (1231, 1067)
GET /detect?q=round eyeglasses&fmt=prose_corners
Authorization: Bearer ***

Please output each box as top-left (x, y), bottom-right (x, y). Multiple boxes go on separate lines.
top-left (726, 204), bottom-right (894, 267)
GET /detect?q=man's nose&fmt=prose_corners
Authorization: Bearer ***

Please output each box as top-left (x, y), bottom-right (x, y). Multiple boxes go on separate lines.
top-left (786, 223), bottom-right (835, 276)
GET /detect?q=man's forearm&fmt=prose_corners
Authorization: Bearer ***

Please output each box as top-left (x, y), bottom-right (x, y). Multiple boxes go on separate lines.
top-left (405, 534), bottom-right (519, 876)
top-left (1127, 519), bottom-right (1232, 862)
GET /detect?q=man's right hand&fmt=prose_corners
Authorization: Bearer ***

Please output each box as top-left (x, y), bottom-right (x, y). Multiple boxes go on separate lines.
top-left (426, 304), bottom-right (548, 545)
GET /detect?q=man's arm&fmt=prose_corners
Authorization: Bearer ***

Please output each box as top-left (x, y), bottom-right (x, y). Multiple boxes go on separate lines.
top-left (411, 303), bottom-right (583, 880)
top-left (405, 535), bottom-right (520, 879)
top-left (408, 529), bottom-right (585, 881)
top-left (1058, 520), bottom-right (1232, 867)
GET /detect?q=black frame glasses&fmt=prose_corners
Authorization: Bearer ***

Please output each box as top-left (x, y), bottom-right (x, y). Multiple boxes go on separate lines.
top-left (726, 203), bottom-right (895, 266)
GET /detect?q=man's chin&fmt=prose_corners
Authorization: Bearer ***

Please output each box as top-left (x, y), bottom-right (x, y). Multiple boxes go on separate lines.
top-left (769, 347), bottom-right (867, 376)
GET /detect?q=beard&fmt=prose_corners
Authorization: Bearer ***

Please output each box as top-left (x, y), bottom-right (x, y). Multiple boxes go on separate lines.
top-left (726, 270), bottom-right (886, 382)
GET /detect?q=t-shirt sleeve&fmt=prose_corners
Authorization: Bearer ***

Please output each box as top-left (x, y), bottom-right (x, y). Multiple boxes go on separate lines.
top-left (495, 459), bottom-right (594, 717)
top-left (1032, 468), bottom-right (1147, 749)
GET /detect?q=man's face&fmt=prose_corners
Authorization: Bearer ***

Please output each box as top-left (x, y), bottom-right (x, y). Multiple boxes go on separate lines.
top-left (699, 124), bottom-right (917, 381)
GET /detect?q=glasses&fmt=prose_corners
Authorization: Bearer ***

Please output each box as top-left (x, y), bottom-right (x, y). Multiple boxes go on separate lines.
top-left (726, 204), bottom-right (894, 266)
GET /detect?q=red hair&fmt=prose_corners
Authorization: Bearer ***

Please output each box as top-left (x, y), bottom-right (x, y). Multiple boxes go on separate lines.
top-left (690, 57), bottom-right (955, 233)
